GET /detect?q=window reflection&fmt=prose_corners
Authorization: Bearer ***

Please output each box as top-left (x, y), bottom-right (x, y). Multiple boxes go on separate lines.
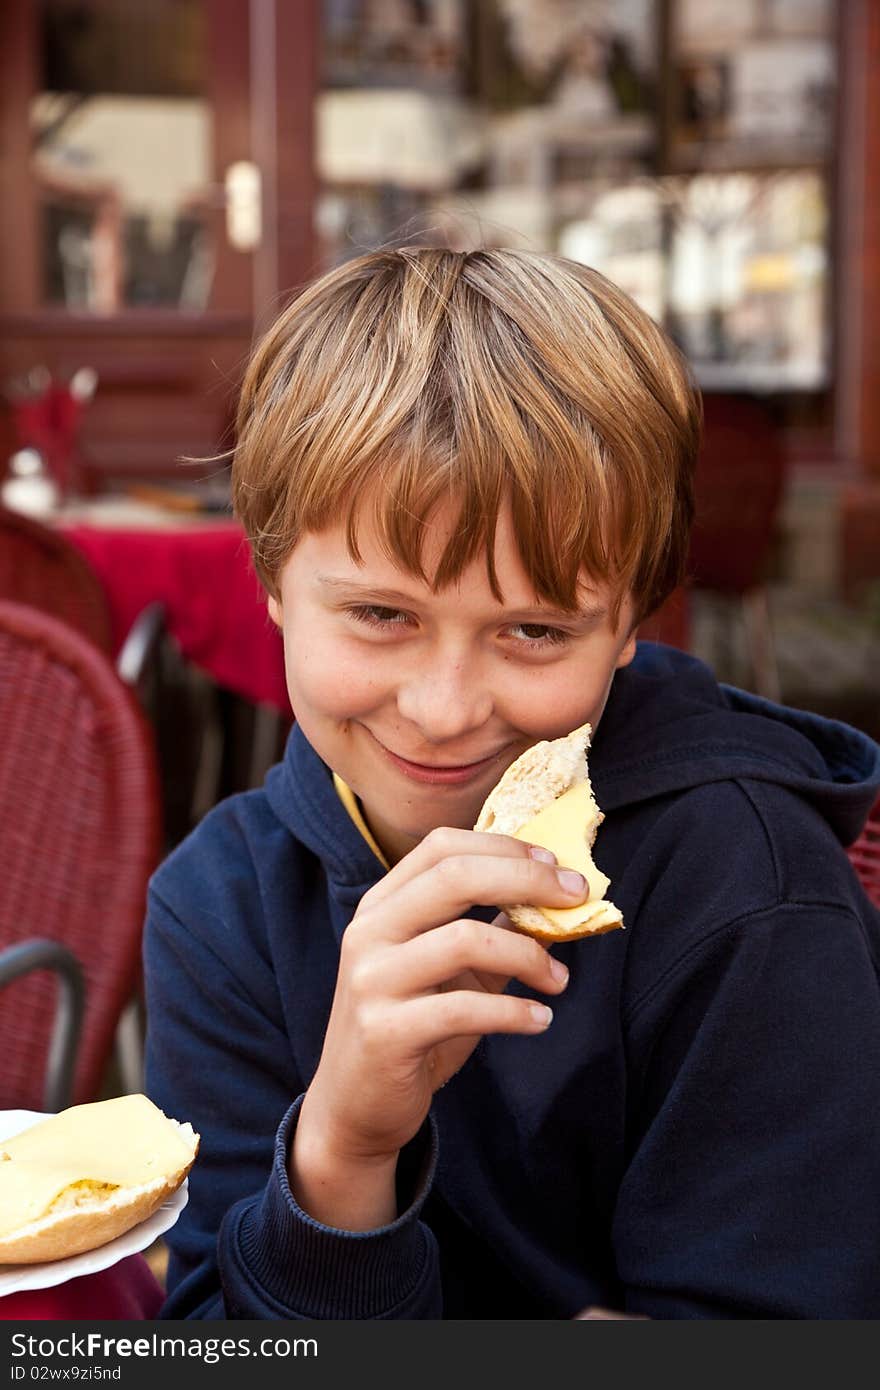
top-left (317, 0), bottom-right (836, 393)
top-left (33, 0), bottom-right (214, 313)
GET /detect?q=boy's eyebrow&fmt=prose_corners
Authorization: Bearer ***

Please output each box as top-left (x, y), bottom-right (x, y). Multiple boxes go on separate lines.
top-left (313, 575), bottom-right (607, 622)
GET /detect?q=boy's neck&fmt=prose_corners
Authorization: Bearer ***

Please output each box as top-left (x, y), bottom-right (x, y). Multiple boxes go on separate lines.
top-left (358, 800), bottom-right (418, 868)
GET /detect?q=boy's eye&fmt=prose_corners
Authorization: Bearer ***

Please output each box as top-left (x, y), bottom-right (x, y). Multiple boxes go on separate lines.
top-left (508, 623), bottom-right (569, 648)
top-left (345, 608), bottom-right (569, 648)
top-left (348, 605), bottom-right (411, 629)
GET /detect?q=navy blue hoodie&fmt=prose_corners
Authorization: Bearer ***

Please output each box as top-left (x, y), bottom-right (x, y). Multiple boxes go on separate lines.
top-left (143, 644), bottom-right (880, 1319)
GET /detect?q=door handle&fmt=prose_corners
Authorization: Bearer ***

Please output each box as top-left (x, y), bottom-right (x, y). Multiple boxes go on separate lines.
top-left (224, 161), bottom-right (262, 250)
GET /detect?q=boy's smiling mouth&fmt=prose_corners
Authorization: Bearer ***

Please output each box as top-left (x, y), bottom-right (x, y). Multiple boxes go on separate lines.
top-left (364, 729), bottom-right (514, 786)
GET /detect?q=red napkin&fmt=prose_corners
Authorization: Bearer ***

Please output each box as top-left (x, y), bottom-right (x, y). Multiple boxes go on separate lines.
top-left (10, 384), bottom-right (88, 498)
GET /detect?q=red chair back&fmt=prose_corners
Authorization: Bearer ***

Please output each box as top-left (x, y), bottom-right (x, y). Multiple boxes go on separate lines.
top-left (688, 393), bottom-right (787, 595)
top-left (0, 505), bottom-right (112, 652)
top-left (0, 599), bottom-right (161, 1108)
top-left (848, 796), bottom-right (880, 910)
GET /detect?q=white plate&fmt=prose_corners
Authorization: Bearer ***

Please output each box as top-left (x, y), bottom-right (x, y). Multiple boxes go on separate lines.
top-left (0, 1110), bottom-right (188, 1295)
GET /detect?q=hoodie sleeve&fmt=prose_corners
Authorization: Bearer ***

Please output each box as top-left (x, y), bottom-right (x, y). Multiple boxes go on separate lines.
top-left (614, 897), bottom-right (880, 1319)
top-left (143, 887), bottom-right (442, 1319)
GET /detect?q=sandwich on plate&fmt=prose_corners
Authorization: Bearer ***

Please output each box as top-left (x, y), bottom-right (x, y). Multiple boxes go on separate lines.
top-left (0, 1093), bottom-right (199, 1264)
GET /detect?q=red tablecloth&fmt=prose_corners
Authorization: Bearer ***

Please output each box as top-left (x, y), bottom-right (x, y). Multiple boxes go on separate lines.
top-left (0, 1254), bottom-right (164, 1320)
top-left (63, 521), bottom-right (290, 714)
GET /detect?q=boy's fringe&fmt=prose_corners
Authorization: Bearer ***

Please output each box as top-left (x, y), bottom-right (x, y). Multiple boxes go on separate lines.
top-left (231, 247), bottom-right (701, 625)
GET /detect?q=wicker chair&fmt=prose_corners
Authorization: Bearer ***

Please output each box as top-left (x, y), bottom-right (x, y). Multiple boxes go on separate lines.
top-left (848, 795), bottom-right (880, 910)
top-left (0, 504), bottom-right (112, 653)
top-left (0, 507), bottom-right (170, 1097)
top-left (0, 599), bottom-right (161, 1110)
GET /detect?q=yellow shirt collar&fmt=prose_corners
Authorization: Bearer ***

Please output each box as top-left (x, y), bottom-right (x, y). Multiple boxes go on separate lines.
top-left (332, 772), bottom-right (390, 870)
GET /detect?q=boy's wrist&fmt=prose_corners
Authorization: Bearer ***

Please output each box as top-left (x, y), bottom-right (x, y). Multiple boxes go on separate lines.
top-left (290, 1101), bottom-right (400, 1231)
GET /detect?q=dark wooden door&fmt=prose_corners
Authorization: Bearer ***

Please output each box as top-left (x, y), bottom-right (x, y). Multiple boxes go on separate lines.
top-left (0, 0), bottom-right (316, 489)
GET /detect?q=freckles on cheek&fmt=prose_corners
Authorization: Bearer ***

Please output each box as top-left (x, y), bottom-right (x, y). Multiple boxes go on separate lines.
top-left (520, 674), bottom-right (610, 741)
top-left (289, 645), bottom-right (381, 719)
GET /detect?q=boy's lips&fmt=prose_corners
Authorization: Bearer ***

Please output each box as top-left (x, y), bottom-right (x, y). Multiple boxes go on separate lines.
top-left (367, 731), bottom-right (511, 786)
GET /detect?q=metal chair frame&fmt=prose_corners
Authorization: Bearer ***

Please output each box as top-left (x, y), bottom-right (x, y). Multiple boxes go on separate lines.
top-left (0, 940), bottom-right (85, 1111)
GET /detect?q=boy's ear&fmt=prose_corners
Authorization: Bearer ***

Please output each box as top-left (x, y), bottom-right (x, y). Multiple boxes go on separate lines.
top-left (267, 594), bottom-right (282, 629)
top-left (615, 628), bottom-right (638, 670)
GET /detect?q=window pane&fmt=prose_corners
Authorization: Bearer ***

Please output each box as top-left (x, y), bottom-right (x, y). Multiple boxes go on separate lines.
top-left (33, 0), bottom-right (215, 312)
top-left (316, 0), bottom-right (836, 396)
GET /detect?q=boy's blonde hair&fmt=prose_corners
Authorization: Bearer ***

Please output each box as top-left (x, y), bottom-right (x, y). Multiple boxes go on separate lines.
top-left (232, 247), bottom-right (701, 625)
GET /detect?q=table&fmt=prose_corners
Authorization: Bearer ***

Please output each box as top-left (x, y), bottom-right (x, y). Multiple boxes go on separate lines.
top-left (58, 503), bottom-right (289, 715)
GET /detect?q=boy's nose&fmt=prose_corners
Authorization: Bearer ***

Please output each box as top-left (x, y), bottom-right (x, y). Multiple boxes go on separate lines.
top-left (396, 659), bottom-right (494, 742)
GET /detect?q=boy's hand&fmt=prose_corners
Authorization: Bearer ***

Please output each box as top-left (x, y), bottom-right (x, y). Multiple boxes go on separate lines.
top-left (290, 827), bottom-right (583, 1229)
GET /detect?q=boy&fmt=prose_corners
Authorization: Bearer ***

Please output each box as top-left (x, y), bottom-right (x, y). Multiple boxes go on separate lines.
top-left (144, 247), bottom-right (880, 1319)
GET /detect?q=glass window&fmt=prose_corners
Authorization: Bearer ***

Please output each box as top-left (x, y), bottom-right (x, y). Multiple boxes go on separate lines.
top-left (33, 0), bottom-right (214, 312)
top-left (316, 0), bottom-right (837, 401)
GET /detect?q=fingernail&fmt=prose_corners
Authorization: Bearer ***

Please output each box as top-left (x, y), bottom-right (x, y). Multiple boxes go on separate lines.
top-left (557, 868), bottom-right (586, 896)
top-left (529, 1004), bottom-right (553, 1028)
top-left (528, 845), bottom-right (556, 863)
top-left (550, 956), bottom-right (569, 984)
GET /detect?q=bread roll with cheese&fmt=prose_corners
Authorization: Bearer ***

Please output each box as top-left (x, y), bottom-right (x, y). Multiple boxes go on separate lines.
top-left (475, 723), bottom-right (623, 944)
top-left (0, 1094), bottom-right (199, 1265)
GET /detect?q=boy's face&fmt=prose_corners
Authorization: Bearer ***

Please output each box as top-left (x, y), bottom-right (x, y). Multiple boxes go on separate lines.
top-left (268, 499), bottom-right (637, 866)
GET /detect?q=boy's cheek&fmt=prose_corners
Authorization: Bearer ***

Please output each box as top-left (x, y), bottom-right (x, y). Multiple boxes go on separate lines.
top-left (286, 654), bottom-right (380, 723)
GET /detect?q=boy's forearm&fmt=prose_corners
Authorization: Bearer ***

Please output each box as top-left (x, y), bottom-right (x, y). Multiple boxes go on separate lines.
top-left (289, 1110), bottom-right (399, 1231)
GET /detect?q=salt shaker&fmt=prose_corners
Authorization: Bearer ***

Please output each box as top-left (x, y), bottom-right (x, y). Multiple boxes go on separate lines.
top-left (1, 448), bottom-right (60, 517)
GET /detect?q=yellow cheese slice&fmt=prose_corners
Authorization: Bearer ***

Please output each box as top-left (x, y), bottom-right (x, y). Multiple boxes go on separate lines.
top-left (0, 1094), bottom-right (192, 1238)
top-left (512, 781), bottom-right (611, 929)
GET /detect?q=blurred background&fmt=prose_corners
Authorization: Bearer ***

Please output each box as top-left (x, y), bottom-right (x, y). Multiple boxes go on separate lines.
top-left (0, 1), bottom-right (878, 1284)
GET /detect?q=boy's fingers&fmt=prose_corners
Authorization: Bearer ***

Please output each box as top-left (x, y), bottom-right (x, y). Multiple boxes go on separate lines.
top-left (360, 826), bottom-right (552, 910)
top-left (368, 918), bottom-right (569, 999)
top-left (391, 989), bottom-right (555, 1052)
top-left (355, 851), bottom-right (587, 944)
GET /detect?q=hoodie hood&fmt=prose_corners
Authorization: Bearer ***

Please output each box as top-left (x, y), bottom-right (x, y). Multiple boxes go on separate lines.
top-left (266, 642), bottom-right (880, 873)
top-left (264, 724), bottom-right (386, 896)
top-left (590, 643), bottom-right (880, 846)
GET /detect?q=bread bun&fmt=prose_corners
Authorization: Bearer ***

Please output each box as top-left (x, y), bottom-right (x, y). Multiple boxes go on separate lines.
top-left (0, 1094), bottom-right (199, 1265)
top-left (475, 723), bottom-right (623, 944)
